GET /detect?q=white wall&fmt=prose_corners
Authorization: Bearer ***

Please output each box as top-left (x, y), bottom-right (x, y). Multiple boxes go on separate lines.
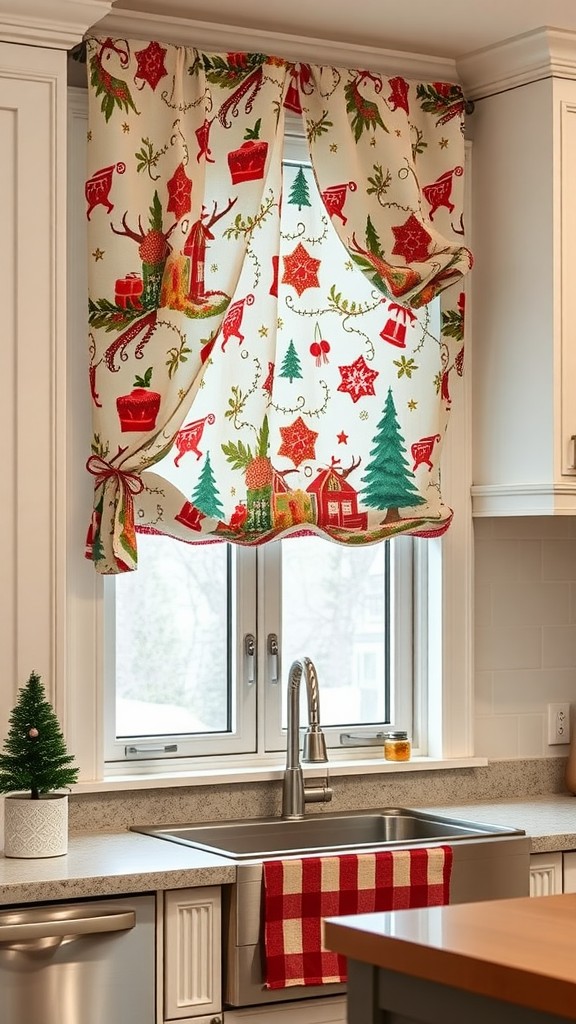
top-left (474, 516), bottom-right (576, 758)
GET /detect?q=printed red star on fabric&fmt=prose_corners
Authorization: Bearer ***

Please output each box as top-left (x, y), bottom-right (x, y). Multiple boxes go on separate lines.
top-left (134, 41), bottom-right (168, 91)
top-left (278, 416), bottom-right (319, 467)
top-left (281, 243), bottom-right (321, 297)
top-left (391, 214), bottom-right (432, 263)
top-left (337, 355), bottom-right (379, 403)
top-left (337, 430), bottom-right (349, 444)
top-left (166, 162), bottom-right (193, 220)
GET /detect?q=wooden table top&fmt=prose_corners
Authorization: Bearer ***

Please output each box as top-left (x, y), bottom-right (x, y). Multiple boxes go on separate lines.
top-left (324, 893), bottom-right (576, 1020)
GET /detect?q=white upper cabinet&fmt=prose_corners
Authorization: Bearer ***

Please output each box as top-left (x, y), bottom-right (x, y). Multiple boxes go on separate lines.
top-left (460, 30), bottom-right (576, 516)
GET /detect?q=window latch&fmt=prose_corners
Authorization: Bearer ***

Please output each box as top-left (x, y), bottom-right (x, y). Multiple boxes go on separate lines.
top-left (244, 633), bottom-right (256, 685)
top-left (267, 633), bottom-right (279, 684)
top-left (339, 732), bottom-right (386, 746)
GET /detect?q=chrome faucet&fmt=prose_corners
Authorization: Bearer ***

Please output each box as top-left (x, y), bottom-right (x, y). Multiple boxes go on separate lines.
top-left (281, 657), bottom-right (333, 819)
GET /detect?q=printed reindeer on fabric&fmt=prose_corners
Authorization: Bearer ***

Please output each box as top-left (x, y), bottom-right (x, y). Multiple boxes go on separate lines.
top-left (85, 38), bottom-right (472, 573)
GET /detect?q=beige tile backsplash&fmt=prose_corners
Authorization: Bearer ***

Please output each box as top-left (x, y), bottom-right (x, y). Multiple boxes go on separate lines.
top-left (474, 517), bottom-right (576, 759)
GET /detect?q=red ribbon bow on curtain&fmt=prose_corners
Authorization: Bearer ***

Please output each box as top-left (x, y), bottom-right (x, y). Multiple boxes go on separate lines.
top-left (85, 455), bottom-right (144, 572)
top-left (86, 454), bottom-right (144, 495)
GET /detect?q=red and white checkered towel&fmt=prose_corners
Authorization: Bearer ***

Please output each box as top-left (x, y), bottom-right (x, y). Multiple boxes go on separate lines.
top-left (262, 845), bottom-right (453, 989)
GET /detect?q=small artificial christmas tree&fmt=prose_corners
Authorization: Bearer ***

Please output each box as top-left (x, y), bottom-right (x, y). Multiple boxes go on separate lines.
top-left (0, 671), bottom-right (79, 799)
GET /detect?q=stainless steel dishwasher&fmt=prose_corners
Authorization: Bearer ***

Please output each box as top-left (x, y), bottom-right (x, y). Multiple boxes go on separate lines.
top-left (0, 893), bottom-right (156, 1024)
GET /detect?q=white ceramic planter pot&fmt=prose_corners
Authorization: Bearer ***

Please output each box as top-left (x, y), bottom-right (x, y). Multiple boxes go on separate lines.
top-left (3, 793), bottom-right (68, 858)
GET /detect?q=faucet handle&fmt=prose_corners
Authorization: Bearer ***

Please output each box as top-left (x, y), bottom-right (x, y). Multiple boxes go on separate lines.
top-left (303, 769), bottom-right (333, 806)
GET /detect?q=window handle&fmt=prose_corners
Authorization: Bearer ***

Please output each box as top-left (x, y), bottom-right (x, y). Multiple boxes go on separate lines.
top-left (340, 732), bottom-right (386, 746)
top-left (267, 633), bottom-right (279, 684)
top-left (125, 744), bottom-right (178, 757)
top-left (244, 633), bottom-right (256, 685)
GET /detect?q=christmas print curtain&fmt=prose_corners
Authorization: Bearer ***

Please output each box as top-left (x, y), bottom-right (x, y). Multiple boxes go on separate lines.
top-left (85, 37), bottom-right (473, 573)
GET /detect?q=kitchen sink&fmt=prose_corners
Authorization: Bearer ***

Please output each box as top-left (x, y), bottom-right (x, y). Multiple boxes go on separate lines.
top-left (131, 807), bottom-right (525, 860)
top-left (133, 807), bottom-right (530, 1010)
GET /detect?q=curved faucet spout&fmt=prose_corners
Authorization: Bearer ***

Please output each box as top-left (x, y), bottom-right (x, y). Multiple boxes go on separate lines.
top-left (282, 657), bottom-right (332, 819)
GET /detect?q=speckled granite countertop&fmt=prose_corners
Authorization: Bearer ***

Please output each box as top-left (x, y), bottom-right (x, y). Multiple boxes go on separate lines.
top-left (0, 830), bottom-right (236, 906)
top-left (420, 794), bottom-right (576, 853)
top-left (1, 794), bottom-right (575, 905)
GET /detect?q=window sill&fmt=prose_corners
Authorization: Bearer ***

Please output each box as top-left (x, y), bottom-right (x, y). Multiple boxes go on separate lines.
top-left (73, 755), bottom-right (489, 794)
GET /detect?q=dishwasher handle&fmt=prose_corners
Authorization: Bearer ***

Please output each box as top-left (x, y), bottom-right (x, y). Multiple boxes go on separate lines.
top-left (0, 909), bottom-right (135, 947)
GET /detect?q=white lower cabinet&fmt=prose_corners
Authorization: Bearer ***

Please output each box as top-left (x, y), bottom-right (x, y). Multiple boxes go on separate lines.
top-left (561, 851), bottom-right (576, 893)
top-left (163, 887), bottom-right (222, 1024)
top-left (530, 851), bottom-right (576, 895)
top-left (529, 853), bottom-right (563, 896)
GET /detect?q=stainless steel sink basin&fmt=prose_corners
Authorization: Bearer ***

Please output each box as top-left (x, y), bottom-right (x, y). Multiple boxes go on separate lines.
top-left (132, 807), bottom-right (525, 860)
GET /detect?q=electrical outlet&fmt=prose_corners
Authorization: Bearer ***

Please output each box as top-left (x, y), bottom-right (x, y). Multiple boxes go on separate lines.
top-left (547, 703), bottom-right (571, 745)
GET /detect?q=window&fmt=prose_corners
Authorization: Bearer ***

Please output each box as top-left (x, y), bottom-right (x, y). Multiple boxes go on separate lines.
top-left (103, 530), bottom-right (415, 763)
top-left (66, 90), bottom-right (473, 782)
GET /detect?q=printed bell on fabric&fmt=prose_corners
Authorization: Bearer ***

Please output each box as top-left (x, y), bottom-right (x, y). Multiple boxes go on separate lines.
top-left (84, 38), bottom-right (472, 573)
top-left (379, 304), bottom-right (417, 348)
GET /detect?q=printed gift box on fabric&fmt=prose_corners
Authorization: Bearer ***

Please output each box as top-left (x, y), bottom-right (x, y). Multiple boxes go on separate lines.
top-left (114, 272), bottom-right (144, 309)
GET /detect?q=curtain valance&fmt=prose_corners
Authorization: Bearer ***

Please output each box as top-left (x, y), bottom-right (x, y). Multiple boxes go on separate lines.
top-left (85, 37), bottom-right (473, 573)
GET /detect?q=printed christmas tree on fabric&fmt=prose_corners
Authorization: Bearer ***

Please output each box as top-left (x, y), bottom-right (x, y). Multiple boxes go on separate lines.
top-left (360, 387), bottom-right (426, 524)
top-left (288, 166), bottom-right (311, 210)
top-left (192, 452), bottom-right (224, 520)
top-left (279, 339), bottom-right (303, 383)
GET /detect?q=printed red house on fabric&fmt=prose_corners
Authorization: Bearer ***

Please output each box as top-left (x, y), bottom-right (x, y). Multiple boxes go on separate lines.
top-left (307, 458), bottom-right (367, 530)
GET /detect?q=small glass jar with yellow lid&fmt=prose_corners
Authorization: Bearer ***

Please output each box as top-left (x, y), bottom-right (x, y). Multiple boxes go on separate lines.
top-left (383, 730), bottom-right (411, 762)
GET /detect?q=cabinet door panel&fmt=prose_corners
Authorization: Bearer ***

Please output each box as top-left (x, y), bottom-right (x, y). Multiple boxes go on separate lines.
top-left (529, 852), bottom-right (563, 896)
top-left (471, 78), bottom-right (576, 515)
top-left (0, 43), bottom-right (67, 732)
top-left (164, 886), bottom-right (221, 1020)
top-left (561, 100), bottom-right (576, 479)
top-left (561, 851), bottom-right (576, 893)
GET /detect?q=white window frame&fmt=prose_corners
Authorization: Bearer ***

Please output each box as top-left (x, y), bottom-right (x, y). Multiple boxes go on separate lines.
top-left (102, 545), bottom-right (259, 762)
top-left (259, 536), bottom-right (415, 756)
top-left (63, 88), bottom-right (473, 784)
top-left (101, 534), bottom-right (413, 767)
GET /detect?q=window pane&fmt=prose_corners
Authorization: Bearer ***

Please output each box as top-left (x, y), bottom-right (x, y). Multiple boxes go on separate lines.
top-left (281, 537), bottom-right (389, 727)
top-left (112, 534), bottom-right (231, 738)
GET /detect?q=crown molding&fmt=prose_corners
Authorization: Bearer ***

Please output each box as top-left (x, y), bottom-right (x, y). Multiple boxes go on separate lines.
top-left (471, 482), bottom-right (576, 517)
top-left (0, 0), bottom-right (112, 48)
top-left (89, 8), bottom-right (459, 81)
top-left (457, 26), bottom-right (576, 100)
